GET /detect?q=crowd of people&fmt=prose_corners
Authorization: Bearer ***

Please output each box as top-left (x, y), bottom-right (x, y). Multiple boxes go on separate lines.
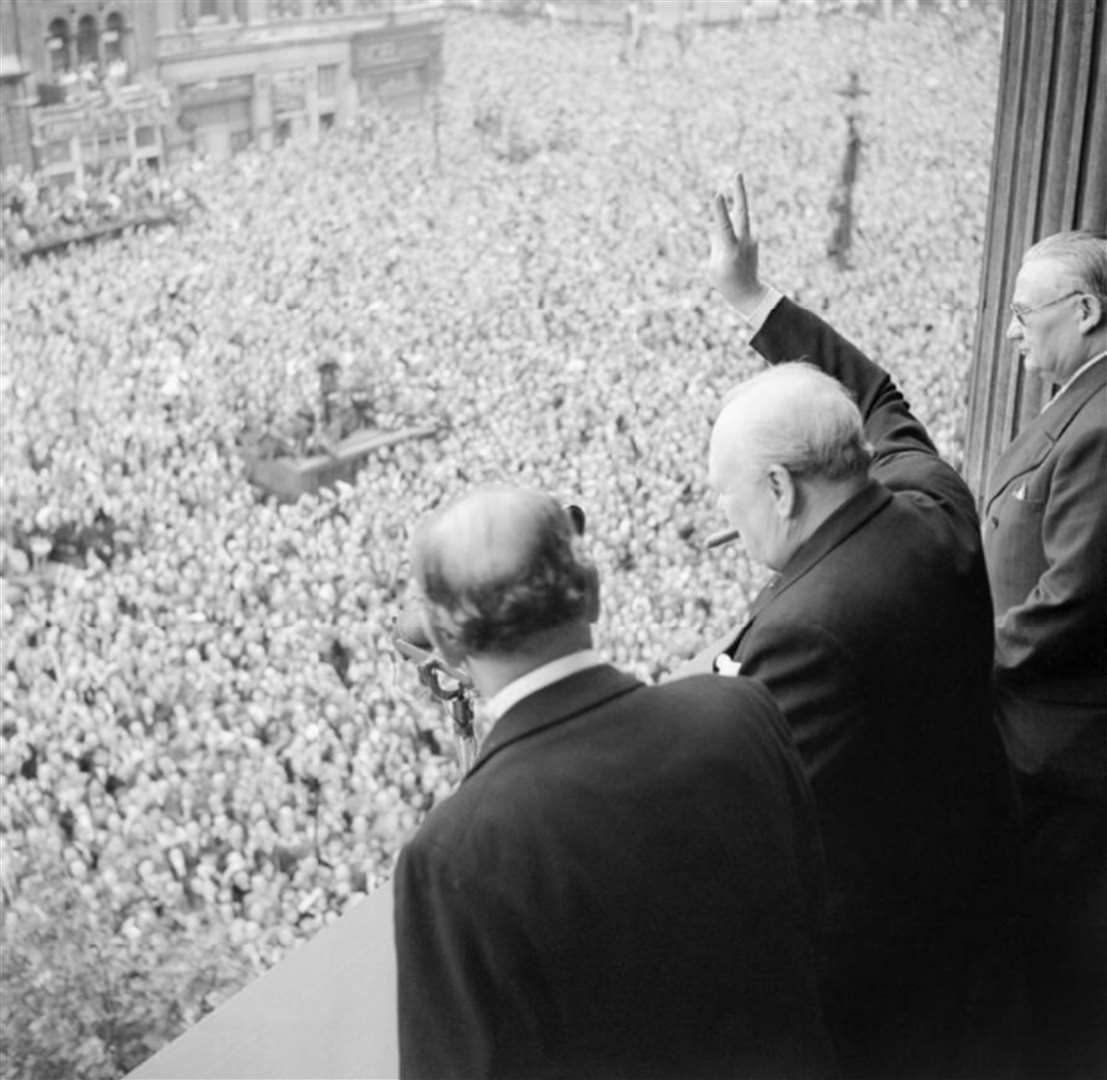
top-left (0, 2), bottom-right (1003, 1068)
top-left (0, 161), bottom-right (195, 262)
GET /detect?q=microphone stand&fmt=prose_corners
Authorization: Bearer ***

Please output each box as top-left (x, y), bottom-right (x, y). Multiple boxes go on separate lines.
top-left (394, 638), bottom-right (478, 774)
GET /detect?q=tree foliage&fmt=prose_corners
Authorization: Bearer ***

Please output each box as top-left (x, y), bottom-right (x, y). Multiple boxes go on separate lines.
top-left (0, 852), bottom-right (255, 1080)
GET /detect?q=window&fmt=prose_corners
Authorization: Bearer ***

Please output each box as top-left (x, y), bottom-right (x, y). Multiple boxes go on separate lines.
top-left (47, 18), bottom-right (71, 74)
top-left (199, 0), bottom-right (220, 17)
top-left (80, 136), bottom-right (100, 166)
top-left (318, 64), bottom-right (339, 101)
top-left (269, 0), bottom-right (304, 18)
top-left (43, 139), bottom-right (72, 166)
top-left (103, 13), bottom-right (125, 64)
top-left (76, 15), bottom-right (99, 66)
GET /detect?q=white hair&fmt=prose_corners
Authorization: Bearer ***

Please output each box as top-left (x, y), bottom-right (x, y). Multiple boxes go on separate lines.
top-left (1023, 230), bottom-right (1107, 298)
top-left (712, 363), bottom-right (872, 484)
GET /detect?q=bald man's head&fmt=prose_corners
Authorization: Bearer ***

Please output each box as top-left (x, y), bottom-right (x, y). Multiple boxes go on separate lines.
top-left (707, 364), bottom-right (872, 569)
top-left (412, 487), bottom-right (598, 658)
top-left (709, 363), bottom-right (871, 491)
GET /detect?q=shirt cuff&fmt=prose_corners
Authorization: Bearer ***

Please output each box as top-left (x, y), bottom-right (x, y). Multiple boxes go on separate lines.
top-left (742, 285), bottom-right (784, 336)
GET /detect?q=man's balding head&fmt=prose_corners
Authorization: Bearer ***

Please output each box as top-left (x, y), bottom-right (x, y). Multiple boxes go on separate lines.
top-left (708, 364), bottom-right (872, 569)
top-left (1008, 231), bottom-right (1107, 382)
top-left (709, 363), bottom-right (871, 489)
top-left (413, 487), bottom-right (598, 659)
top-left (1021, 230), bottom-right (1107, 297)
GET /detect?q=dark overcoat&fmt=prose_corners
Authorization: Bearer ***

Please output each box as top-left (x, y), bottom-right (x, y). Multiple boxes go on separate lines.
top-left (691, 299), bottom-right (1013, 1075)
top-left (395, 664), bottom-right (836, 1080)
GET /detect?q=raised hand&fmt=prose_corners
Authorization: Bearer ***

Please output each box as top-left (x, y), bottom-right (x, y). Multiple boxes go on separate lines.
top-left (708, 172), bottom-right (766, 314)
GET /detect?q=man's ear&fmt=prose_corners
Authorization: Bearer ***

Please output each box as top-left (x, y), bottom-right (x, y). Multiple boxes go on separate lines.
top-left (1077, 293), bottom-right (1105, 334)
top-left (766, 464), bottom-right (798, 519)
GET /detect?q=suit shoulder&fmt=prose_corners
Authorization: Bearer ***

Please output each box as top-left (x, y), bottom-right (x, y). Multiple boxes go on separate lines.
top-left (656, 671), bottom-right (780, 715)
top-left (1063, 388), bottom-right (1107, 442)
top-left (652, 673), bottom-right (798, 754)
top-left (878, 455), bottom-right (980, 534)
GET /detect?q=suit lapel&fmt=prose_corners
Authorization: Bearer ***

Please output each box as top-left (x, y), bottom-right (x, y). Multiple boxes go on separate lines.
top-left (466, 665), bottom-right (642, 780)
top-left (986, 359), bottom-right (1107, 508)
top-left (985, 421), bottom-right (1051, 508)
top-left (1040, 358), bottom-right (1107, 438)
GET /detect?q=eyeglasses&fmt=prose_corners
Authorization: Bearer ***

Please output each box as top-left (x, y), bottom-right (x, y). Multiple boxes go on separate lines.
top-left (1009, 290), bottom-right (1082, 327)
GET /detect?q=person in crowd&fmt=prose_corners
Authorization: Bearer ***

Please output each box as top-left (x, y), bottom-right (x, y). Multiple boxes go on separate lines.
top-left (689, 175), bottom-right (1014, 1079)
top-left (989, 230), bottom-right (1107, 1079)
top-left (394, 486), bottom-right (836, 1079)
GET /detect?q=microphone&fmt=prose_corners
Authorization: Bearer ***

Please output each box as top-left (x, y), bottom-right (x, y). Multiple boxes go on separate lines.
top-left (394, 603), bottom-right (432, 651)
top-left (393, 601), bottom-right (477, 770)
top-left (393, 602), bottom-right (472, 688)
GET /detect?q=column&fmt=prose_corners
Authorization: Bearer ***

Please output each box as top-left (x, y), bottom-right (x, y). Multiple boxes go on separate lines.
top-left (244, 0), bottom-right (269, 25)
top-left (305, 65), bottom-right (319, 143)
top-left (252, 71), bottom-right (273, 150)
top-left (70, 132), bottom-right (84, 187)
top-left (156, 0), bottom-right (181, 34)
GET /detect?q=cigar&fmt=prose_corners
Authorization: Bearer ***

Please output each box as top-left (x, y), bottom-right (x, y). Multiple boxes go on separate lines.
top-left (705, 528), bottom-right (741, 550)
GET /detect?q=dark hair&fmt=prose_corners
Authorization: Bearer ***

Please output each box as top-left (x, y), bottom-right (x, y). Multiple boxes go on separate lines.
top-left (414, 491), bottom-right (594, 655)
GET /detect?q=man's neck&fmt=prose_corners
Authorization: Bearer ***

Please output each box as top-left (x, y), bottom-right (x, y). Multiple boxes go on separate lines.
top-left (1056, 336), bottom-right (1107, 383)
top-left (1047, 344), bottom-right (1107, 404)
top-left (778, 475), bottom-right (869, 568)
top-left (467, 623), bottom-right (595, 701)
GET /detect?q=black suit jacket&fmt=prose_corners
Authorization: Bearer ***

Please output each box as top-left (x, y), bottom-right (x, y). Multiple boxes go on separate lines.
top-left (983, 358), bottom-right (1107, 788)
top-left (394, 665), bottom-right (836, 1079)
top-left (691, 298), bottom-right (1011, 966)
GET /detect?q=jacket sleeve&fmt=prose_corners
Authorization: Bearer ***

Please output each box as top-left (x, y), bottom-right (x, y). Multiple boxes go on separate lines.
top-left (993, 419), bottom-right (1107, 688)
top-left (751, 297), bottom-right (978, 523)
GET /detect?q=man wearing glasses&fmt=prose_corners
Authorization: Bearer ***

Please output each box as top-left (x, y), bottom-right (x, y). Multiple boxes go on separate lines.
top-left (989, 231), bottom-right (1107, 1078)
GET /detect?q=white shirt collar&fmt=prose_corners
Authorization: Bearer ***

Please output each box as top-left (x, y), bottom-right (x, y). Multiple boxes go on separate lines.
top-left (1046, 350), bottom-right (1107, 409)
top-left (485, 649), bottom-right (604, 722)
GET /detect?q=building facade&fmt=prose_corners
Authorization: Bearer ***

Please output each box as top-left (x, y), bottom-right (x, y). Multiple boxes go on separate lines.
top-left (0, 0), bottom-right (444, 181)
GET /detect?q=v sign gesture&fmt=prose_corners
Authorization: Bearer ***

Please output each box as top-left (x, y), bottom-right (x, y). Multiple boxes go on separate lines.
top-left (709, 172), bottom-right (768, 315)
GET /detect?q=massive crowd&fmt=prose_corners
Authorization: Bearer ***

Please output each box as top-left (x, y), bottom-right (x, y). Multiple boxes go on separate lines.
top-left (0, 162), bottom-right (196, 261)
top-left (0, 3), bottom-right (1002, 1069)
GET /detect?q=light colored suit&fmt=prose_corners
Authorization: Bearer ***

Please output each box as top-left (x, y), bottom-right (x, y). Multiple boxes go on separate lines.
top-left (982, 356), bottom-right (1107, 1078)
top-left (983, 358), bottom-right (1107, 787)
